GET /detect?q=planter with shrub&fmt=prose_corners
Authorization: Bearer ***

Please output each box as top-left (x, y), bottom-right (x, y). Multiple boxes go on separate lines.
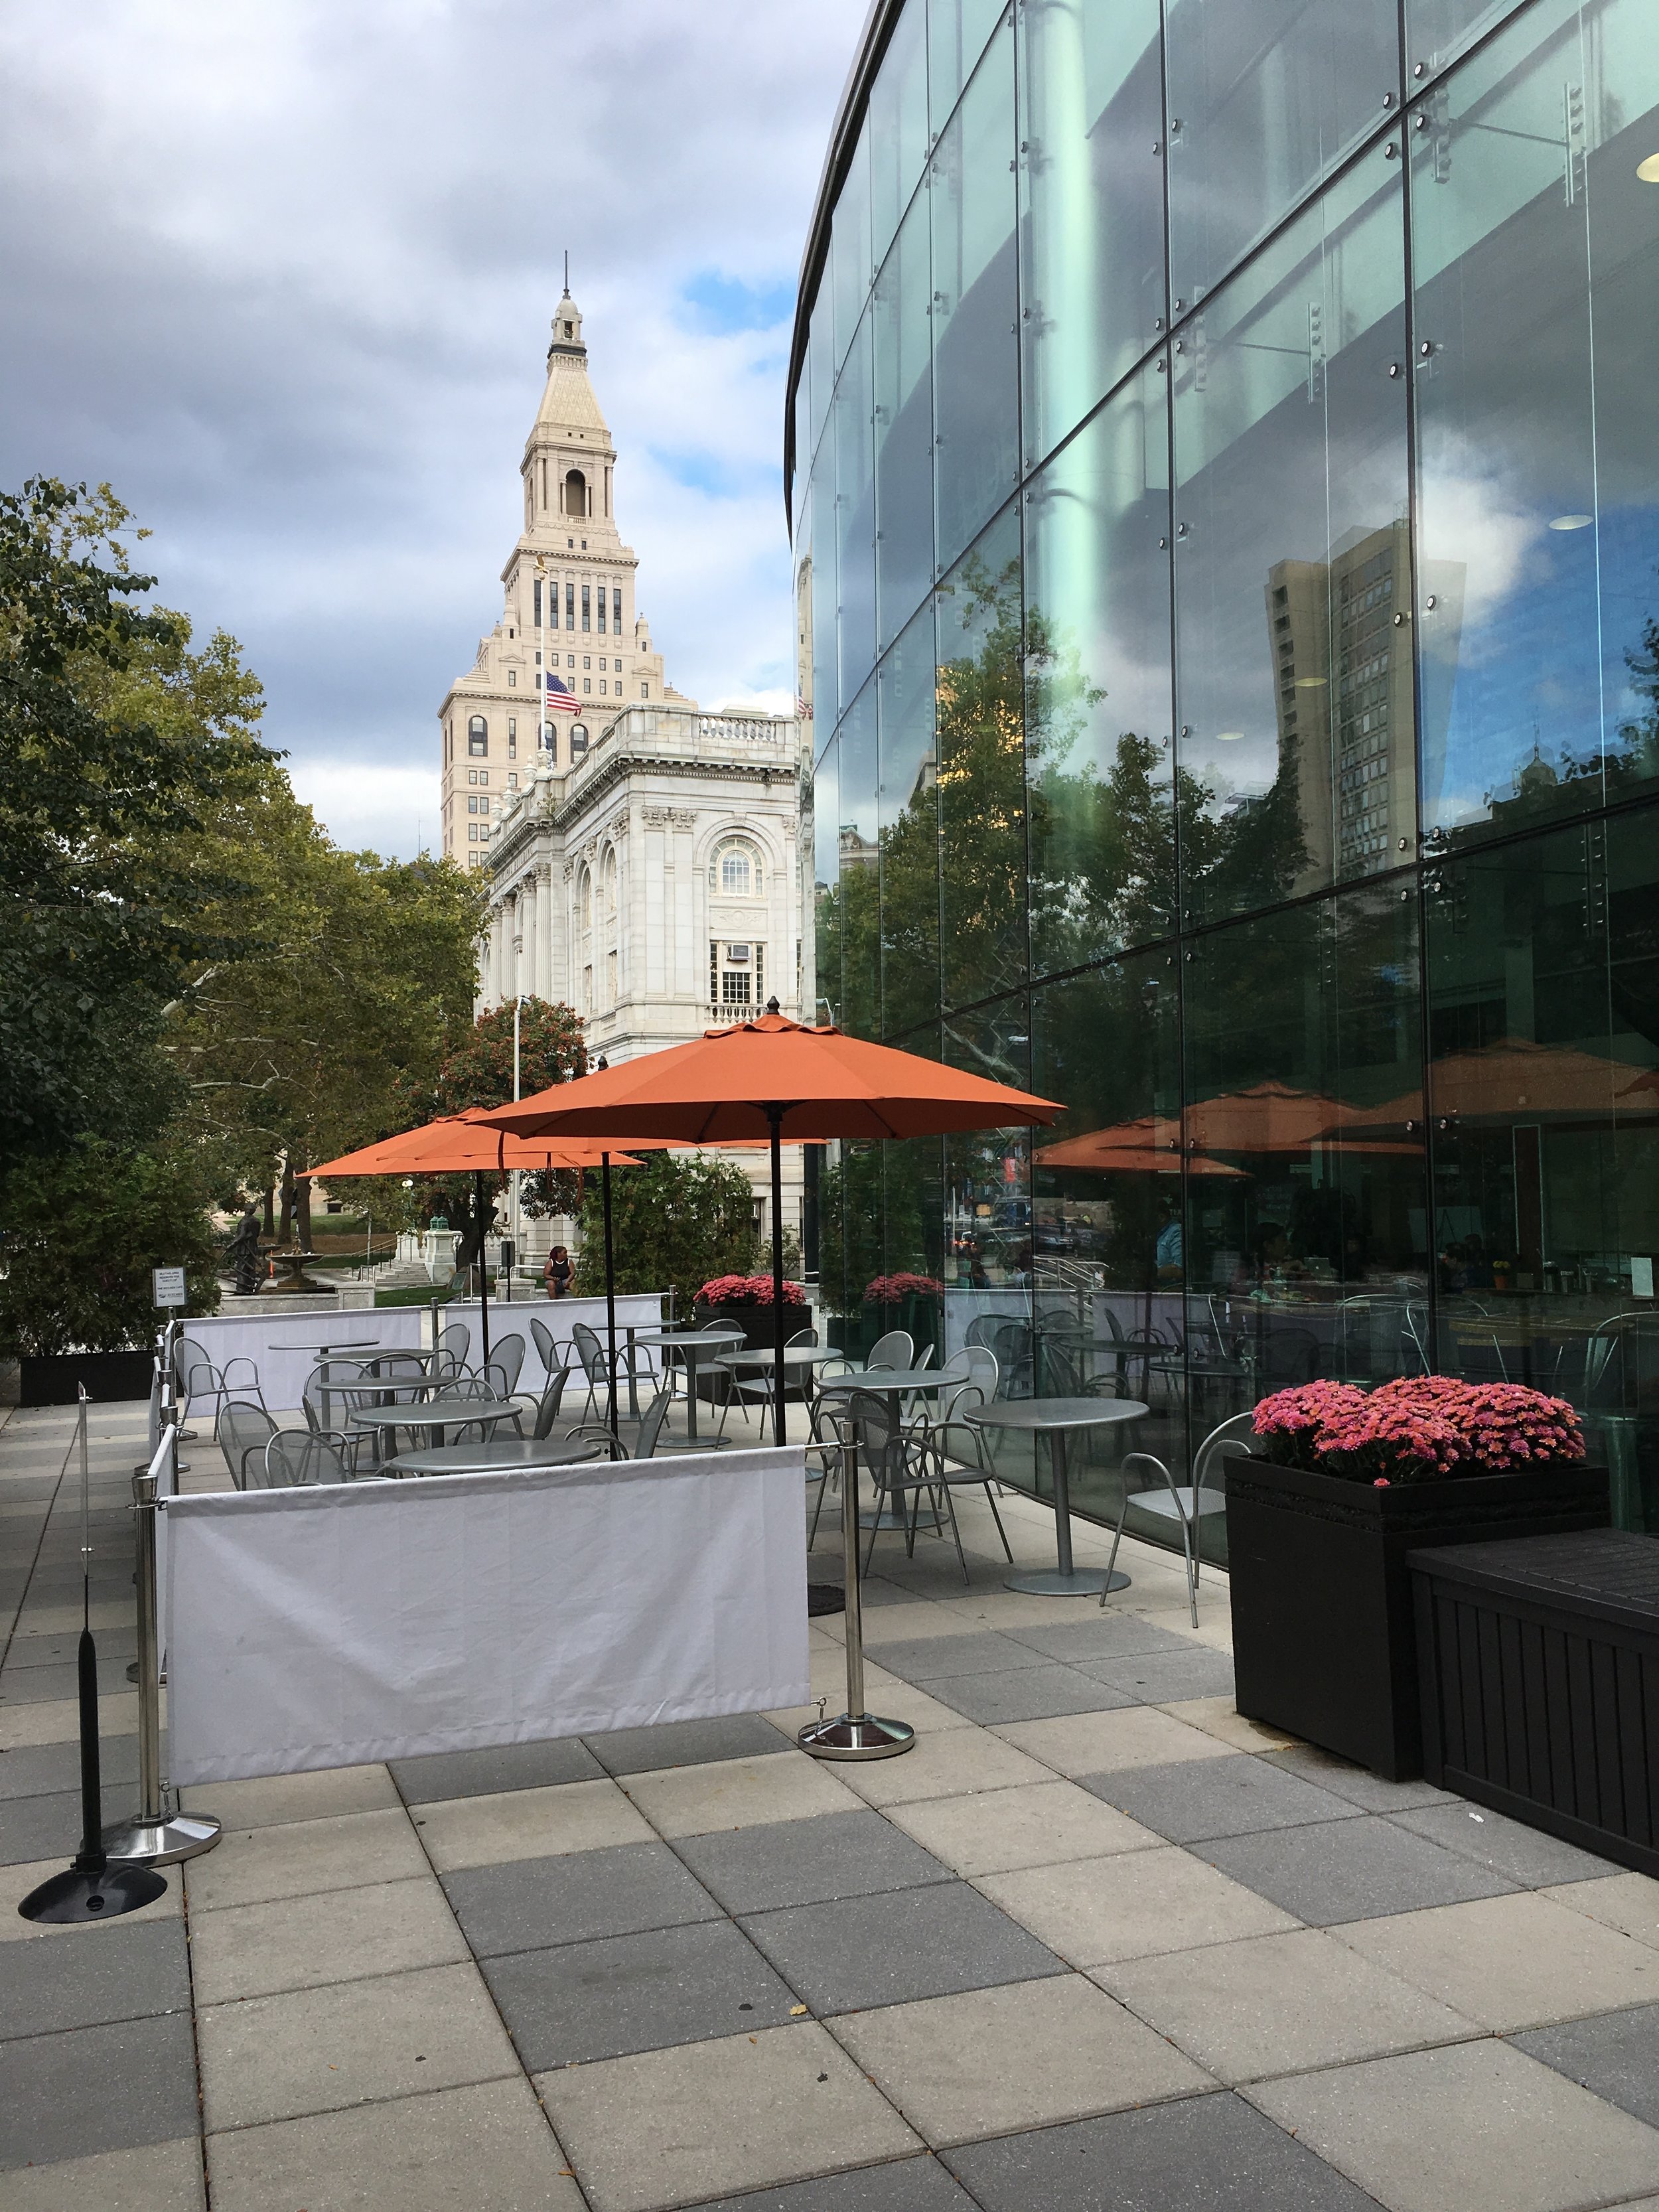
top-left (1227, 1376), bottom-right (1609, 1779)
top-left (826, 1274), bottom-right (943, 1363)
top-left (691, 1275), bottom-right (812, 1397)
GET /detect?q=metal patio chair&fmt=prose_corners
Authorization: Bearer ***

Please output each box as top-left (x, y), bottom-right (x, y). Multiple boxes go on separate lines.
top-left (216, 1399), bottom-right (277, 1489)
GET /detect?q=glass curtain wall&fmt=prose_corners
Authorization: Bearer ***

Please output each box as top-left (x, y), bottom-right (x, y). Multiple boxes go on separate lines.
top-left (795, 0), bottom-right (1659, 1556)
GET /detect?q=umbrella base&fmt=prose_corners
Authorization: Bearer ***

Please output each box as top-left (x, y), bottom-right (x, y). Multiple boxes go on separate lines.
top-left (18, 1861), bottom-right (169, 1923)
top-left (101, 1812), bottom-right (222, 1866)
top-left (1005, 1568), bottom-right (1129, 1597)
top-left (798, 1712), bottom-right (915, 1761)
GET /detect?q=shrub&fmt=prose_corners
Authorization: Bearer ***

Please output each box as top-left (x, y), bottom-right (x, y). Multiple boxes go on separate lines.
top-left (1252, 1375), bottom-right (1584, 1485)
top-left (697, 1273), bottom-right (808, 1307)
top-left (863, 1272), bottom-right (943, 1304)
top-left (571, 1151), bottom-right (757, 1306)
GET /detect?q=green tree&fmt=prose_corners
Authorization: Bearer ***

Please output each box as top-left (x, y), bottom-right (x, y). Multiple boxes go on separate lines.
top-left (423, 998), bottom-right (587, 1116)
top-left (571, 1151), bottom-right (758, 1305)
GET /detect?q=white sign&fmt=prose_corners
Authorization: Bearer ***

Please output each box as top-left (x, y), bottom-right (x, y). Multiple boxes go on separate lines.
top-left (152, 1266), bottom-right (187, 1308)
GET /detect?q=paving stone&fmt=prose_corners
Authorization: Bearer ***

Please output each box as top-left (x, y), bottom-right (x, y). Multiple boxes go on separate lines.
top-left (619, 1749), bottom-right (865, 1838)
top-left (1248, 2039), bottom-right (1659, 2212)
top-left (189, 1874), bottom-right (470, 2004)
top-left (0, 1651), bottom-right (135, 1706)
top-left (537, 2021), bottom-right (921, 2212)
top-left (0, 1850), bottom-right (180, 1941)
top-left (184, 1806), bottom-right (428, 1909)
top-left (946, 2090), bottom-right (1379, 2209)
top-left (832, 1728), bottom-right (1051, 1809)
top-left (831, 1971), bottom-right (1209, 2146)
top-left (674, 1808), bottom-right (952, 1915)
top-left (177, 1762), bottom-right (399, 1830)
top-left (0, 2014), bottom-right (200, 2171)
top-left (0, 2136), bottom-right (205, 2211)
top-left (390, 1735), bottom-right (605, 1804)
top-left (0, 1783), bottom-right (137, 1867)
top-left (1544, 1872), bottom-right (1659, 1951)
top-left (1262, 1743), bottom-right (1453, 1812)
top-left (1390, 1801), bottom-right (1617, 1887)
top-left (1083, 1753), bottom-right (1368, 1844)
top-left (993, 1705), bottom-right (1238, 1778)
top-left (0, 1691), bottom-right (137, 1751)
top-left (680, 2155), bottom-right (977, 2210)
top-left (1339, 1891), bottom-right (1659, 2031)
top-left (886, 1779), bottom-right (1159, 1878)
top-left (977, 1845), bottom-right (1297, 1966)
top-left (1001, 1615), bottom-right (1202, 1662)
top-left (0, 1735), bottom-right (139, 1804)
top-left (444, 1838), bottom-right (722, 1956)
top-left (1515, 2002), bottom-right (1659, 2129)
top-left (741, 1878), bottom-right (1066, 2014)
top-left (1157, 1697), bottom-right (1301, 1753)
top-left (1097, 1926), bottom-right (1477, 2084)
top-left (583, 1712), bottom-right (794, 1777)
top-left (413, 1778), bottom-right (652, 1872)
top-left (198, 1959), bottom-right (518, 2131)
top-left (204, 2076), bottom-right (582, 2211)
top-left (1082, 1649), bottom-right (1238, 1704)
top-left (863, 1631), bottom-right (1050, 1683)
top-left (483, 1915), bottom-right (800, 2067)
top-left (1201, 1815), bottom-right (1519, 1927)
top-left (0, 1915), bottom-right (189, 2039)
top-left (4, 1627), bottom-right (139, 1670)
top-left (921, 1664), bottom-right (1135, 1726)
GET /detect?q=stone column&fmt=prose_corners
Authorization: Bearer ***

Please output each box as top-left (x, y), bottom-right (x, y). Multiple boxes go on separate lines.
top-left (534, 864), bottom-right (553, 1000)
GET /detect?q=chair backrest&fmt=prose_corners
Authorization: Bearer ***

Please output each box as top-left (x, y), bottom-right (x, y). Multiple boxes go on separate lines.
top-left (1192, 1410), bottom-right (1258, 1492)
top-left (847, 1388), bottom-right (900, 1479)
top-left (301, 1360), bottom-right (364, 1433)
top-left (786, 1327), bottom-right (818, 1349)
top-left (489, 1333), bottom-right (526, 1394)
top-left (937, 1379), bottom-right (985, 1428)
top-left (964, 1345), bottom-right (1000, 1401)
top-left (178, 1339), bottom-right (216, 1391)
top-left (867, 1329), bottom-right (913, 1371)
top-left (912, 1342), bottom-right (935, 1370)
top-left (530, 1368), bottom-right (571, 1438)
top-left (630, 1385), bottom-right (676, 1460)
top-left (437, 1321), bottom-right (471, 1370)
top-left (571, 1323), bottom-right (608, 1380)
top-left (216, 1400), bottom-right (276, 1489)
top-left (530, 1315), bottom-right (559, 1374)
top-left (260, 1430), bottom-right (350, 1488)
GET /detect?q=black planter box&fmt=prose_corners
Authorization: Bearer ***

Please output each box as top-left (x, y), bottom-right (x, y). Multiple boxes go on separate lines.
top-left (16, 1351), bottom-right (155, 1406)
top-left (1226, 1456), bottom-right (1610, 1781)
top-left (1413, 1529), bottom-right (1659, 1876)
top-left (689, 1303), bottom-right (812, 1401)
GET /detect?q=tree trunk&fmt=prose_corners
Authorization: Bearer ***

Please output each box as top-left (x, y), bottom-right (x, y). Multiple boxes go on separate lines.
top-left (263, 1183), bottom-right (275, 1236)
top-left (295, 1163), bottom-right (313, 1252)
top-left (279, 1156), bottom-right (296, 1246)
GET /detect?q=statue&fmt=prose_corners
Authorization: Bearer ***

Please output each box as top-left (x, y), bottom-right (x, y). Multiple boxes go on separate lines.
top-left (225, 1205), bottom-right (263, 1297)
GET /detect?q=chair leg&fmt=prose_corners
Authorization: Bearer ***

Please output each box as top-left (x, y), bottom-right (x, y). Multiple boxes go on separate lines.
top-left (1179, 1510), bottom-right (1198, 1628)
top-left (862, 1489), bottom-right (883, 1576)
top-left (981, 1481), bottom-right (1014, 1562)
top-left (807, 1466), bottom-right (829, 1549)
top-left (942, 1485), bottom-right (970, 1585)
top-left (1099, 1500), bottom-right (1131, 1609)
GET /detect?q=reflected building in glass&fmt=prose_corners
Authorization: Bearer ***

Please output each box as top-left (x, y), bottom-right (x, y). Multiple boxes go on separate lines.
top-left (789, 0), bottom-right (1659, 1552)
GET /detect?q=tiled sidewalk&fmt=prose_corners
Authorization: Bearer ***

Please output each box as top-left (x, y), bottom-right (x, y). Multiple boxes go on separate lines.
top-left (4, 1399), bottom-right (1659, 2211)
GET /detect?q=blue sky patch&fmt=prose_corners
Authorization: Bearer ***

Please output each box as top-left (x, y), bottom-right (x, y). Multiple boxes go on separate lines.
top-left (681, 269), bottom-right (796, 334)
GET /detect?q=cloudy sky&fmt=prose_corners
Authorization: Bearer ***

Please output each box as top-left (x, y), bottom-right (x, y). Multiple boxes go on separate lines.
top-left (0, 0), bottom-right (862, 855)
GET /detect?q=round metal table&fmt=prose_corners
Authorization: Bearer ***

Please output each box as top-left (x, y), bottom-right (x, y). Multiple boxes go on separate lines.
top-left (386, 1437), bottom-right (604, 1477)
top-left (349, 1397), bottom-right (520, 1463)
top-left (966, 1397), bottom-right (1149, 1596)
top-left (715, 1343), bottom-right (839, 1418)
top-left (629, 1328), bottom-right (743, 1441)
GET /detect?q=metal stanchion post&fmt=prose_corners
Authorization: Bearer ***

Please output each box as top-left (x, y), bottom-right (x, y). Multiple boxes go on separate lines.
top-left (102, 1449), bottom-right (221, 1866)
top-left (798, 1423), bottom-right (914, 1761)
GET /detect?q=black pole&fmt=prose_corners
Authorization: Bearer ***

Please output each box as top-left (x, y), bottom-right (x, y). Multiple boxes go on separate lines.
top-left (603, 1151), bottom-right (618, 1434)
top-left (476, 1170), bottom-right (491, 1371)
top-left (768, 1104), bottom-right (786, 1447)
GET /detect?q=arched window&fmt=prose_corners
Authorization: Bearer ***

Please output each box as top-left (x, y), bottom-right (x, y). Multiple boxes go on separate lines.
top-left (563, 469), bottom-right (587, 517)
top-left (467, 715), bottom-right (488, 757)
top-left (603, 848), bottom-right (618, 914)
top-left (569, 723), bottom-right (589, 757)
top-left (579, 868), bottom-right (593, 932)
top-left (710, 838), bottom-right (763, 897)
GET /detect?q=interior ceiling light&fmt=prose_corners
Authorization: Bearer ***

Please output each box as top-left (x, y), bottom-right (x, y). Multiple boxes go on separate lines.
top-left (1550, 513), bottom-right (1594, 530)
top-left (1214, 729), bottom-right (1245, 741)
top-left (1636, 152), bottom-right (1659, 181)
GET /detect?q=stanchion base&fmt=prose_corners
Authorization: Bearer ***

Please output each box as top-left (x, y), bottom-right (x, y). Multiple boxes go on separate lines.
top-left (798, 1712), bottom-right (915, 1761)
top-left (1004, 1568), bottom-right (1129, 1597)
top-left (101, 1812), bottom-right (222, 1866)
top-left (19, 1860), bottom-right (168, 1923)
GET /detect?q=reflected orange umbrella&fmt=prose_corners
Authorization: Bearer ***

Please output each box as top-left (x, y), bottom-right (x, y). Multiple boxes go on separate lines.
top-left (1344, 1039), bottom-right (1659, 1130)
top-left (1035, 1130), bottom-right (1247, 1177)
top-left (480, 1003), bottom-right (1062, 1445)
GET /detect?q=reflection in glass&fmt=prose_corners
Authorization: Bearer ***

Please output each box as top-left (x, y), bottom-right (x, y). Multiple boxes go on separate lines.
top-left (1405, 0), bottom-right (1528, 84)
top-left (807, 283), bottom-right (833, 473)
top-left (1173, 145), bottom-right (1411, 925)
top-left (870, 0), bottom-right (930, 270)
top-left (942, 991), bottom-right (1035, 1321)
top-left (929, 0), bottom-right (1007, 137)
top-left (835, 680), bottom-right (879, 1043)
top-left (831, 120), bottom-right (872, 376)
top-left (812, 733), bottom-right (839, 1028)
top-left (936, 502), bottom-right (1027, 1012)
top-left (836, 310), bottom-right (877, 707)
top-left (1165, 0), bottom-right (1401, 307)
top-left (873, 188), bottom-right (935, 652)
top-left (931, 22), bottom-right (1020, 576)
top-left (1024, 362), bottom-right (1176, 974)
top-left (879, 603), bottom-right (940, 1041)
top-left (809, 436), bottom-right (839, 735)
top-left (1412, 0), bottom-right (1659, 846)
top-left (1018, 0), bottom-right (1166, 469)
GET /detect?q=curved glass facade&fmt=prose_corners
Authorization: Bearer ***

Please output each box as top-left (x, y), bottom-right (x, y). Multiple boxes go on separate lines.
top-left (791, 0), bottom-right (1659, 1549)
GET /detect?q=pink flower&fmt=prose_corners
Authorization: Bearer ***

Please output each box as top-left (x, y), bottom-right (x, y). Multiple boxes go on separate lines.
top-left (1254, 1371), bottom-right (1583, 1485)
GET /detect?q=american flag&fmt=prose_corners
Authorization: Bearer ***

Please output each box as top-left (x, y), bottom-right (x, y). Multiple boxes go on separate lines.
top-left (543, 672), bottom-right (580, 713)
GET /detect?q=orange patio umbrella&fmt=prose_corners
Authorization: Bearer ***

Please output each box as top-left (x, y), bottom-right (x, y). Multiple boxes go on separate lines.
top-left (480, 1003), bottom-right (1063, 1447)
top-left (1342, 1039), bottom-right (1659, 1131)
top-left (1035, 1119), bottom-right (1248, 1177)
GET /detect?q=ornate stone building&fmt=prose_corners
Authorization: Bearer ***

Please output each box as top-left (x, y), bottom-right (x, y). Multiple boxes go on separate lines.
top-left (438, 288), bottom-right (808, 1251)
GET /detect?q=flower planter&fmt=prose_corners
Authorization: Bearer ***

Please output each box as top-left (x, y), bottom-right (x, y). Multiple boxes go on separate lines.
top-left (1226, 1455), bottom-right (1610, 1781)
top-left (7, 1350), bottom-right (155, 1407)
top-left (691, 1300), bottom-right (811, 1401)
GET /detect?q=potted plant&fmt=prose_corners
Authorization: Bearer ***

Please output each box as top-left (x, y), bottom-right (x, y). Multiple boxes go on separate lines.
top-left (1227, 1376), bottom-right (1609, 1780)
top-left (862, 1272), bottom-right (944, 1361)
top-left (692, 1274), bottom-right (810, 1351)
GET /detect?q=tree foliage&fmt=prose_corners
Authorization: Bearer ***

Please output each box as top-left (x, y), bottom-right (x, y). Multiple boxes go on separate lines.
top-left (571, 1152), bottom-right (758, 1306)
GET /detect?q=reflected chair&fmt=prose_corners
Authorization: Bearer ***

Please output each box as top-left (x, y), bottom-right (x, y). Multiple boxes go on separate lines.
top-left (216, 1400), bottom-right (277, 1489)
top-left (1101, 1410), bottom-right (1252, 1625)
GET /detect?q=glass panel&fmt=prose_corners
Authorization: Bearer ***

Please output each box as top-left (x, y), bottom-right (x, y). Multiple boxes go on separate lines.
top-left (931, 21), bottom-right (1021, 577)
top-left (836, 309), bottom-right (877, 707)
top-left (1412, 0), bottom-right (1659, 849)
top-left (1025, 361), bottom-right (1177, 975)
top-left (809, 435), bottom-right (839, 735)
top-left (1183, 884), bottom-right (1429, 1397)
top-left (879, 602), bottom-right (941, 1040)
top-left (1406, 0), bottom-right (1528, 84)
top-left (835, 678), bottom-right (880, 1042)
top-left (873, 187), bottom-right (935, 652)
top-left (831, 119), bottom-right (873, 374)
top-left (871, 0), bottom-right (930, 269)
top-left (1031, 950), bottom-right (1204, 1548)
top-left (929, 0), bottom-right (1008, 136)
top-left (1018, 0), bottom-right (1167, 468)
top-left (1425, 814), bottom-right (1659, 1530)
top-left (810, 732), bottom-right (838, 1026)
top-left (935, 501), bottom-right (1027, 1011)
top-left (942, 990), bottom-right (1035, 1356)
top-left (1165, 0), bottom-right (1402, 308)
top-left (1173, 145), bottom-right (1411, 928)
top-left (794, 487), bottom-right (816, 743)
top-left (808, 282), bottom-right (834, 468)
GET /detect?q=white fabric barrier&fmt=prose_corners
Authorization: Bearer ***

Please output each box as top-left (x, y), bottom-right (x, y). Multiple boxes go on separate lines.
top-left (182, 1309), bottom-right (423, 1412)
top-left (443, 1293), bottom-right (665, 1392)
top-left (162, 1447), bottom-right (809, 1783)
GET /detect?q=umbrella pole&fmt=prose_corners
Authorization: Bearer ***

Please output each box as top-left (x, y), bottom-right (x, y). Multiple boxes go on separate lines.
top-left (603, 1151), bottom-right (618, 1434)
top-left (768, 1106), bottom-right (786, 1447)
top-left (476, 1171), bottom-right (490, 1372)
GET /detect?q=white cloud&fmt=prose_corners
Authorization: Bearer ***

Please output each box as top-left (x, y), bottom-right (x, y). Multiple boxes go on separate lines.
top-left (287, 759), bottom-right (441, 859)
